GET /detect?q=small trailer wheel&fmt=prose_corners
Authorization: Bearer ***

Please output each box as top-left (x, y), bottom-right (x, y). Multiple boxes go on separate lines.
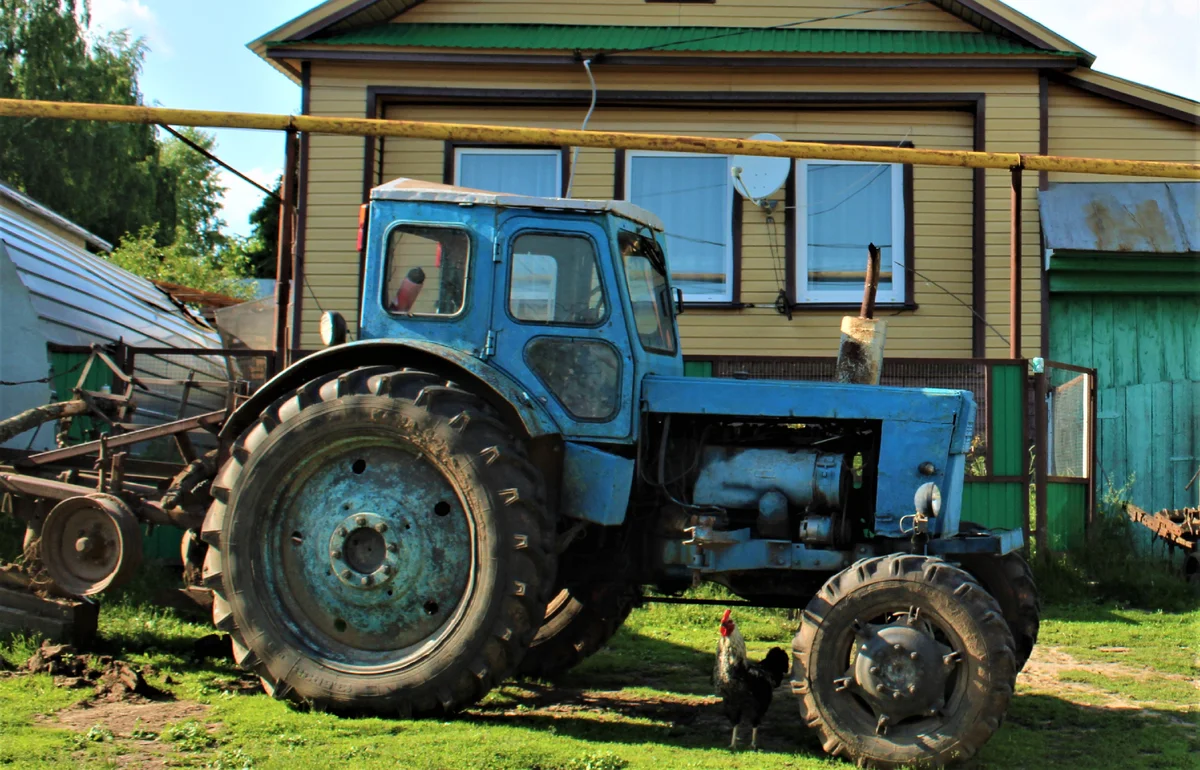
top-left (39, 494), bottom-right (142, 597)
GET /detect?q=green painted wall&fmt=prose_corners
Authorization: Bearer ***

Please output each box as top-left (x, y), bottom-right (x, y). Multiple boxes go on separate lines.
top-left (49, 352), bottom-right (115, 444)
top-left (1051, 294), bottom-right (1200, 514)
top-left (1046, 482), bottom-right (1086, 551)
top-left (990, 363), bottom-right (1026, 478)
top-left (683, 360), bottom-right (713, 378)
top-left (963, 481), bottom-right (1026, 531)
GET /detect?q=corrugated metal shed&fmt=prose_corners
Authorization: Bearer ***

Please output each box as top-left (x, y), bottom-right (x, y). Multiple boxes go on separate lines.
top-left (279, 24), bottom-right (1074, 56)
top-left (0, 197), bottom-right (231, 447)
top-left (1040, 182), bottom-right (1200, 255)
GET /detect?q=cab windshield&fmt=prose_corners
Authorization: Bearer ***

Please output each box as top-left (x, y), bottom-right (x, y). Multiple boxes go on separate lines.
top-left (619, 230), bottom-right (677, 355)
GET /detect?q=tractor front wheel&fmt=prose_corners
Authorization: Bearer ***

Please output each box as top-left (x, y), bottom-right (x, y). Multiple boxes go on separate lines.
top-left (792, 554), bottom-right (1016, 769)
top-left (201, 366), bottom-right (555, 715)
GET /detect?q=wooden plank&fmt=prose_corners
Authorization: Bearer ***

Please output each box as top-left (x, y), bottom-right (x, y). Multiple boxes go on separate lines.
top-left (1150, 382), bottom-right (1173, 512)
top-left (1096, 387), bottom-right (1127, 498)
top-left (1126, 384), bottom-right (1152, 510)
top-left (1069, 295), bottom-right (1094, 369)
top-left (1170, 382), bottom-right (1194, 511)
top-left (1137, 297), bottom-right (1164, 385)
top-left (1111, 297), bottom-right (1138, 388)
top-left (1090, 296), bottom-right (1114, 390)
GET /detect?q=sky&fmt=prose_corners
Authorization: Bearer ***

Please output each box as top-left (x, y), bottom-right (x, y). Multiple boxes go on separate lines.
top-left (85, 0), bottom-right (1200, 238)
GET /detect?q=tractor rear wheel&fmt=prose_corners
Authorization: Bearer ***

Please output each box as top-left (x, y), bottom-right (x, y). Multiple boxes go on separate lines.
top-left (201, 366), bottom-right (555, 715)
top-left (792, 554), bottom-right (1016, 769)
top-left (517, 582), bottom-right (638, 679)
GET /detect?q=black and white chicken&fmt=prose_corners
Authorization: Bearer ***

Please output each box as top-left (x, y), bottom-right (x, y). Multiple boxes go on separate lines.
top-left (713, 609), bottom-right (790, 750)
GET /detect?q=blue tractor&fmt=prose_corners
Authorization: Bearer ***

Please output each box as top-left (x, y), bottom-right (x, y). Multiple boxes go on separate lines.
top-left (202, 178), bottom-right (1037, 768)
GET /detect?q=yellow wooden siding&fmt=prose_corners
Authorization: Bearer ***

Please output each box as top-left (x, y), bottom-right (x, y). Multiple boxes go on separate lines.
top-left (1047, 82), bottom-right (1200, 184)
top-left (300, 63), bottom-right (1049, 356)
top-left (396, 0), bottom-right (979, 31)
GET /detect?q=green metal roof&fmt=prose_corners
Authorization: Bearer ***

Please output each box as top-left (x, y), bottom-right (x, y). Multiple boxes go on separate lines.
top-left (273, 23), bottom-right (1078, 57)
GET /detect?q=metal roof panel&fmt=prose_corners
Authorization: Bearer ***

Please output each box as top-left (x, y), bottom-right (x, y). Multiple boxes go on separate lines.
top-left (274, 24), bottom-right (1076, 56)
top-left (1039, 182), bottom-right (1200, 255)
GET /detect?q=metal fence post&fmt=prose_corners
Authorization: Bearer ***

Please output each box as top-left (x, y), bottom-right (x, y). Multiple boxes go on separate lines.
top-left (1010, 166), bottom-right (1022, 360)
top-left (273, 129), bottom-right (299, 370)
top-left (1033, 369), bottom-right (1049, 560)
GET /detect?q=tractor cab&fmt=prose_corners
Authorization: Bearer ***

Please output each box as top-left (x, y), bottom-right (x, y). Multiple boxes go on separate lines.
top-left (354, 179), bottom-right (683, 442)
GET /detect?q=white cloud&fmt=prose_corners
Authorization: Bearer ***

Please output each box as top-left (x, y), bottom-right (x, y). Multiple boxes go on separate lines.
top-left (219, 167), bottom-right (280, 238)
top-left (87, 0), bottom-right (172, 55)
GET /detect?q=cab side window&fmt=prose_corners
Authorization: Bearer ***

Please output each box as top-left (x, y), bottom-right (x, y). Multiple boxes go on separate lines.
top-left (509, 233), bottom-right (607, 326)
top-left (383, 225), bottom-right (470, 317)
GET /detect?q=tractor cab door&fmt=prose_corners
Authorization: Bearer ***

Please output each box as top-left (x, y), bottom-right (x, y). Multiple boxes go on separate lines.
top-left (489, 214), bottom-right (635, 442)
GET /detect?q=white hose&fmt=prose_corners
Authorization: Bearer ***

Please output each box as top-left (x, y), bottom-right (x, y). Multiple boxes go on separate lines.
top-left (565, 58), bottom-right (597, 199)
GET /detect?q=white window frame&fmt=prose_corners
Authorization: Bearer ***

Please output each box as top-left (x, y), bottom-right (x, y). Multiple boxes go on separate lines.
top-left (794, 159), bottom-right (906, 305)
top-left (624, 150), bottom-right (734, 304)
top-left (453, 147), bottom-right (563, 197)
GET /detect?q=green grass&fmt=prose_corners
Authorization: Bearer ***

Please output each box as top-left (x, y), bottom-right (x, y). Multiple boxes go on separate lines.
top-left (1, 574), bottom-right (1197, 770)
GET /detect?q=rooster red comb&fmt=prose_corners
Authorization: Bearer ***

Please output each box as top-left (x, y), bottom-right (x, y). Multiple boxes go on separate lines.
top-left (719, 609), bottom-right (734, 636)
top-left (720, 609), bottom-right (732, 624)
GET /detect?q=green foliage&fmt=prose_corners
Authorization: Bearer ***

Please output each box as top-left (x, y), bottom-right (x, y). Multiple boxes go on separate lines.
top-left (0, 0), bottom-right (173, 246)
top-left (1033, 475), bottom-right (1200, 611)
top-left (106, 224), bottom-right (256, 300)
top-left (0, 0), bottom-right (246, 297)
top-left (241, 179), bottom-right (281, 279)
top-left (161, 720), bottom-right (216, 751)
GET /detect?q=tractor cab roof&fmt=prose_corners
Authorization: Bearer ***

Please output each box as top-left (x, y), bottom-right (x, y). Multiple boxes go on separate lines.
top-left (370, 178), bottom-right (665, 233)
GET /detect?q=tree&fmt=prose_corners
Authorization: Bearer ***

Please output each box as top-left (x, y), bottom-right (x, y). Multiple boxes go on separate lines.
top-left (0, 0), bottom-right (174, 246)
top-left (107, 224), bottom-right (256, 300)
top-left (158, 127), bottom-right (229, 256)
top-left (242, 179), bottom-right (281, 278)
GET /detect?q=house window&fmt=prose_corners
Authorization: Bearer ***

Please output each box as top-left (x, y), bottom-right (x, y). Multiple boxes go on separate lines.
top-left (454, 148), bottom-right (562, 197)
top-left (795, 160), bottom-right (906, 304)
top-left (626, 151), bottom-right (733, 303)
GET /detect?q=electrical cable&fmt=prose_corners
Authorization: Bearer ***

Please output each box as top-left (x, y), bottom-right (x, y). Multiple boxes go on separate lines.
top-left (565, 58), bottom-right (598, 199)
top-left (594, 1), bottom-right (933, 58)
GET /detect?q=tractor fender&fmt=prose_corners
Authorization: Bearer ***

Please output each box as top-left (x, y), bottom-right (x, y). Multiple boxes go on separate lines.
top-left (220, 339), bottom-right (561, 442)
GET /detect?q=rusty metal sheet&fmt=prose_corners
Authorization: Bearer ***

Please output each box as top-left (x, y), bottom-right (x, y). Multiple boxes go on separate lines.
top-left (1040, 182), bottom-right (1200, 254)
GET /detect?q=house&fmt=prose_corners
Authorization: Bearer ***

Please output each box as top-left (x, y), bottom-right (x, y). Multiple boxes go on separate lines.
top-left (248, 0), bottom-right (1198, 522)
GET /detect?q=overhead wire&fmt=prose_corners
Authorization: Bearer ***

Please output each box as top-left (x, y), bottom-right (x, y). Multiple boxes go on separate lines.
top-left (592, 0), bottom-right (934, 58)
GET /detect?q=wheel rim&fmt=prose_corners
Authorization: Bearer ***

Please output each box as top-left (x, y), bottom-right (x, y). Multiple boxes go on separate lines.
top-left (825, 601), bottom-right (969, 740)
top-left (41, 495), bottom-right (141, 596)
top-left (256, 431), bottom-right (476, 671)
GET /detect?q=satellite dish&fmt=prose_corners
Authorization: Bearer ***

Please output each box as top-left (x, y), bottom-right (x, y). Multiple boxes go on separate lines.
top-left (731, 133), bottom-right (790, 204)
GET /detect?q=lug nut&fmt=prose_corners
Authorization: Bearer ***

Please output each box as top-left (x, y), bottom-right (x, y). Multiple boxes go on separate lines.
top-left (869, 666), bottom-right (880, 675)
top-left (861, 644), bottom-right (869, 652)
top-left (380, 565), bottom-right (392, 576)
top-left (341, 570), bottom-right (352, 580)
top-left (876, 684), bottom-right (886, 693)
top-left (331, 549), bottom-right (342, 559)
top-left (361, 575), bottom-right (372, 586)
top-left (892, 691), bottom-right (902, 699)
top-left (386, 543), bottom-right (398, 553)
top-left (375, 522), bottom-right (388, 533)
top-left (75, 536), bottom-right (92, 554)
top-left (893, 643), bottom-right (903, 652)
top-left (356, 516), bottom-right (368, 527)
top-left (336, 527), bottom-right (347, 537)
top-left (908, 684), bottom-right (917, 694)
top-left (910, 651), bottom-right (919, 660)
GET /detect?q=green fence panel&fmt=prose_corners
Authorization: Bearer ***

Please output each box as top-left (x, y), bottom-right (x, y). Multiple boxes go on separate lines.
top-left (141, 525), bottom-right (183, 564)
top-left (990, 363), bottom-right (1026, 478)
top-left (684, 360), bottom-right (713, 378)
top-left (1046, 482), bottom-right (1086, 551)
top-left (962, 481), bottom-right (1026, 531)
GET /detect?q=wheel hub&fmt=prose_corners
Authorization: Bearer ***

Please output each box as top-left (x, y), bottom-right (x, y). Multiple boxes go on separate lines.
top-left (39, 495), bottom-right (142, 597)
top-left (854, 624), bottom-right (950, 720)
top-left (269, 439), bottom-right (474, 657)
top-left (328, 512), bottom-right (401, 588)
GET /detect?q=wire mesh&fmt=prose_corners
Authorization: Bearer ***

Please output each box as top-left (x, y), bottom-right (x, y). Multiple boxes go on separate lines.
top-left (1046, 365), bottom-right (1091, 479)
top-left (707, 356), bottom-right (989, 473)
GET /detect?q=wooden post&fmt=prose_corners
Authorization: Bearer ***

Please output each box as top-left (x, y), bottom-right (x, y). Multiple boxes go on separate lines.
top-left (1034, 369), bottom-right (1049, 560)
top-left (1010, 167), bottom-right (1022, 360)
top-left (273, 130), bottom-right (299, 372)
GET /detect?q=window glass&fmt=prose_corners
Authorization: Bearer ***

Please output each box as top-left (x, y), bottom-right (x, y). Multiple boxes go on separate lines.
top-left (456, 149), bottom-right (560, 197)
top-left (627, 153), bottom-right (732, 303)
top-left (619, 230), bottom-right (677, 355)
top-left (525, 338), bottom-right (621, 421)
top-left (383, 225), bottom-right (470, 317)
top-left (509, 233), bottom-right (607, 326)
top-left (798, 161), bottom-right (904, 302)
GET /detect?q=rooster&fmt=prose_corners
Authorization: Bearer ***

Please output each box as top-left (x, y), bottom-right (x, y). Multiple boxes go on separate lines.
top-left (713, 609), bottom-right (790, 750)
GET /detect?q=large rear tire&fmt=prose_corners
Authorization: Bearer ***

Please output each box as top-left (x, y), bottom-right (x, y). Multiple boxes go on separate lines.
top-left (517, 582), bottom-right (638, 679)
top-left (792, 554), bottom-right (1016, 769)
top-left (201, 366), bottom-right (555, 715)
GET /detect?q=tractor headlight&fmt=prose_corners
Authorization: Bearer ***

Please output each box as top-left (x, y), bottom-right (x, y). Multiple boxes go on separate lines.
top-left (319, 311), bottom-right (347, 347)
top-left (914, 482), bottom-right (942, 519)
